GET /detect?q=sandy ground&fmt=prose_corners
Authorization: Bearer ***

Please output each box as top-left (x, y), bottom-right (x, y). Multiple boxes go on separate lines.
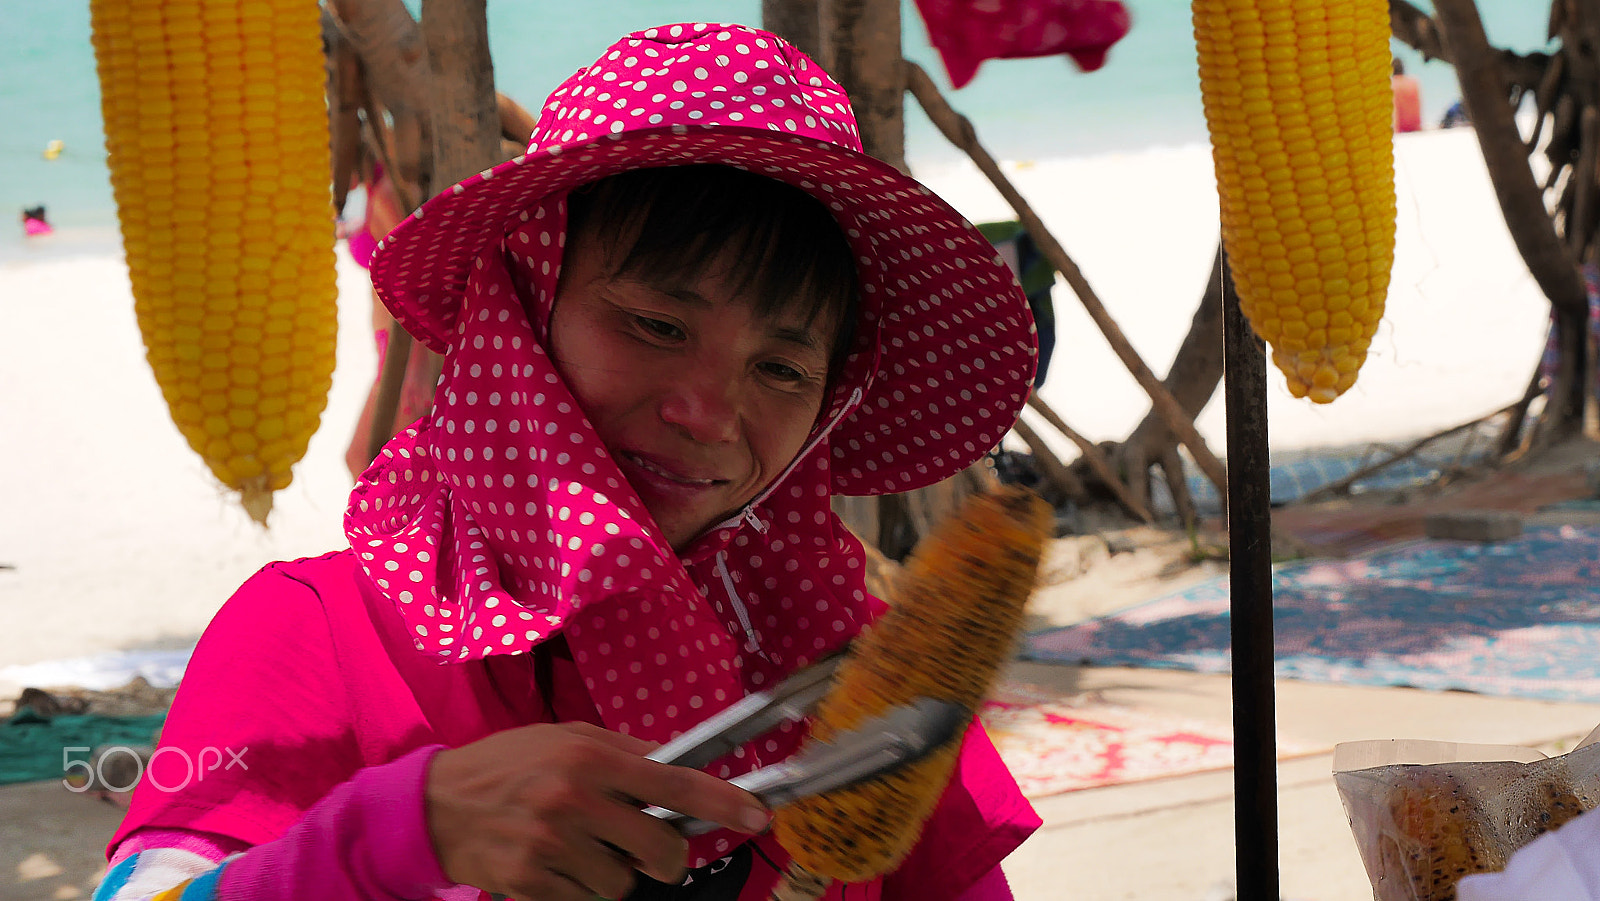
top-left (9, 510), bottom-right (1600, 901)
top-left (0, 124), bottom-right (1588, 898)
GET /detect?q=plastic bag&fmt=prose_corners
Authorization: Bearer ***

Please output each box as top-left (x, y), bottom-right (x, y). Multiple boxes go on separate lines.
top-left (1333, 734), bottom-right (1600, 900)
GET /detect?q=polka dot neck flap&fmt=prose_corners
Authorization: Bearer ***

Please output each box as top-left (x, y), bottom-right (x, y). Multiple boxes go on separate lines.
top-left (349, 191), bottom-right (876, 866)
top-left (370, 21), bottom-right (1038, 498)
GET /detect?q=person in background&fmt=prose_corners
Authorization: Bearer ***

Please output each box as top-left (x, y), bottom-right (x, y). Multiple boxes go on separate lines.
top-left (977, 220), bottom-right (1056, 389)
top-left (1440, 99), bottom-right (1471, 129)
top-left (1392, 58), bottom-right (1423, 134)
top-left (21, 205), bottom-right (52, 237)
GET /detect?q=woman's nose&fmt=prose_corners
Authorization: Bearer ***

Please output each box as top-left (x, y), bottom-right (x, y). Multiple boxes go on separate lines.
top-left (659, 373), bottom-right (740, 444)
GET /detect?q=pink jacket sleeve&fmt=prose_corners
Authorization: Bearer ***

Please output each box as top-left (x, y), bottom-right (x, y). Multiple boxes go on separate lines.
top-left (219, 745), bottom-right (461, 899)
top-left (100, 747), bottom-right (468, 901)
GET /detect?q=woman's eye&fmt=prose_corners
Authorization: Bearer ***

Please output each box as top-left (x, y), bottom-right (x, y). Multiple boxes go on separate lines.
top-left (759, 361), bottom-right (806, 382)
top-left (635, 316), bottom-right (684, 340)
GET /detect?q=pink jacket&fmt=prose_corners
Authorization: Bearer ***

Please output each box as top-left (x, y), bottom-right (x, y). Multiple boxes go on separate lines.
top-left (109, 552), bottom-right (1039, 900)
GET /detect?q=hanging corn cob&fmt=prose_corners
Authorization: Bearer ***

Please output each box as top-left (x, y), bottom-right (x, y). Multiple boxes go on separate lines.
top-left (90, 0), bottom-right (338, 522)
top-left (1193, 0), bottom-right (1396, 403)
top-left (772, 487), bottom-right (1050, 896)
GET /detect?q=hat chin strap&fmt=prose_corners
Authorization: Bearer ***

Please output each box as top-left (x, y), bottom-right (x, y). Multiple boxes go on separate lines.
top-left (700, 386), bottom-right (864, 662)
top-left (714, 549), bottom-right (768, 659)
top-left (706, 387), bottom-right (865, 538)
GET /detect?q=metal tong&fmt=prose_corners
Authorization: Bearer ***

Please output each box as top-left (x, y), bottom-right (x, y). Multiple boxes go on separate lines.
top-left (640, 652), bottom-right (969, 836)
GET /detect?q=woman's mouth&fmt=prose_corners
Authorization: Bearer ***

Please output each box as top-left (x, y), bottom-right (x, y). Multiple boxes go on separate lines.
top-left (622, 452), bottom-right (720, 486)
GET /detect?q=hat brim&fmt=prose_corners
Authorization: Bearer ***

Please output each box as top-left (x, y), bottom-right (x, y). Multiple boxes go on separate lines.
top-left (370, 124), bottom-right (1036, 496)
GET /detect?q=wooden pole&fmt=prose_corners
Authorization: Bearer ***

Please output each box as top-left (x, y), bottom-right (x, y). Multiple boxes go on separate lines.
top-left (821, 0), bottom-right (905, 171)
top-left (1432, 0), bottom-right (1588, 318)
top-left (904, 60), bottom-right (1229, 496)
top-left (419, 0), bottom-right (501, 384)
top-left (364, 1), bottom-right (502, 465)
top-left (366, 324), bottom-right (416, 462)
top-left (421, 0), bottom-right (503, 196)
top-left (820, 0), bottom-right (936, 556)
top-left (327, 0), bottom-right (433, 467)
top-left (763, 0), bottom-right (823, 60)
top-left (324, 10), bottom-right (365, 216)
top-left (1222, 253), bottom-right (1279, 901)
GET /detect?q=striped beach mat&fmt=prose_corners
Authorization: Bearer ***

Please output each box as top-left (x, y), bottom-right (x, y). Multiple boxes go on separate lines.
top-left (1022, 525), bottom-right (1600, 703)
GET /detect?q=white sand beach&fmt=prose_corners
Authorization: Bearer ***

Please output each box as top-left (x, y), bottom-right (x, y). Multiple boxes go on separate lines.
top-left (0, 249), bottom-right (374, 678)
top-left (0, 127), bottom-right (1552, 680)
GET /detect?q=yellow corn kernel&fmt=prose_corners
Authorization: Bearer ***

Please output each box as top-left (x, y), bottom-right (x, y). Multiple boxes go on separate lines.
top-left (1193, 0), bottom-right (1396, 403)
top-left (774, 487), bottom-right (1051, 886)
top-left (90, 0), bottom-right (337, 522)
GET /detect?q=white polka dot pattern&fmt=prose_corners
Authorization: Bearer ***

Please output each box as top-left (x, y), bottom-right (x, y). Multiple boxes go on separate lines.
top-left (368, 21), bottom-right (1038, 498)
top-left (347, 189), bottom-right (875, 869)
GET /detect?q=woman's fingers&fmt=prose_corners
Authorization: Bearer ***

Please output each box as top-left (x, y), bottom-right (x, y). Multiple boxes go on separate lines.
top-left (573, 722), bottom-right (773, 837)
top-left (539, 837), bottom-right (639, 901)
top-left (581, 795), bottom-right (692, 885)
top-left (425, 722), bottom-right (772, 898)
top-left (489, 804), bottom-right (640, 901)
top-left (609, 751), bottom-right (774, 837)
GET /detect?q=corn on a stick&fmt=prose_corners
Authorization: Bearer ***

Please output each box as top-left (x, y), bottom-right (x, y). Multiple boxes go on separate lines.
top-left (773, 486), bottom-right (1050, 893)
top-left (1193, 0), bottom-right (1396, 403)
top-left (90, 0), bottom-right (338, 522)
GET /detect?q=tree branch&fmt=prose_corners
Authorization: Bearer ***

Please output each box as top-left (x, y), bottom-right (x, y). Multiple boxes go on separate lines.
top-left (1434, 0), bottom-right (1589, 316)
top-left (1010, 418), bottom-right (1088, 505)
top-left (1390, 0), bottom-right (1549, 95)
top-left (1390, 0), bottom-right (1449, 62)
top-left (1027, 392), bottom-right (1152, 522)
top-left (328, 0), bottom-right (433, 124)
top-left (904, 59), bottom-right (1229, 496)
top-left (421, 0), bottom-right (503, 193)
top-left (821, 0), bottom-right (905, 171)
top-left (764, 0), bottom-right (823, 61)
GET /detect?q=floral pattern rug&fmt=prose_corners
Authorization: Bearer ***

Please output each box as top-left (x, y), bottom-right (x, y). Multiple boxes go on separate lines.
top-left (979, 681), bottom-right (1317, 798)
top-left (1022, 525), bottom-right (1600, 704)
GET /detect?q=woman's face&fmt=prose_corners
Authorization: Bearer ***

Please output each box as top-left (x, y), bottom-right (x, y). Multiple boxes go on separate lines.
top-left (549, 224), bottom-right (841, 551)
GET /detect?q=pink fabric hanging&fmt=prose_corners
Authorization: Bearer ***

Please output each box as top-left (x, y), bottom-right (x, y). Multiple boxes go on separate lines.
top-left (912, 0), bottom-right (1132, 88)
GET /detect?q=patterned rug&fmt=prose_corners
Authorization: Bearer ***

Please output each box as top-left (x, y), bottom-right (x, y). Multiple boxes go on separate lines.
top-left (979, 681), bottom-right (1317, 797)
top-left (1022, 525), bottom-right (1600, 704)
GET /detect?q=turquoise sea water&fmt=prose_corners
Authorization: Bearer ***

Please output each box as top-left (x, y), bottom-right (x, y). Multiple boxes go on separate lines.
top-left (0, 0), bottom-right (1556, 256)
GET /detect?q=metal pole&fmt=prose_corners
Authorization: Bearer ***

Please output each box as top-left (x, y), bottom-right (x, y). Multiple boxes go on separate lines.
top-left (1222, 252), bottom-right (1279, 900)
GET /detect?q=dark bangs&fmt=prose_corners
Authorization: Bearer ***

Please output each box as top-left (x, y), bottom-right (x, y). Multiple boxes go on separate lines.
top-left (565, 165), bottom-right (860, 375)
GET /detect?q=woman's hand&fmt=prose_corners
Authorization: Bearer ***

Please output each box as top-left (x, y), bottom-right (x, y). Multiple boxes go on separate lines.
top-left (425, 722), bottom-right (772, 901)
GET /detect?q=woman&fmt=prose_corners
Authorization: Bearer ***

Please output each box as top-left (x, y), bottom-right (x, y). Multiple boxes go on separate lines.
top-left (100, 22), bottom-right (1041, 901)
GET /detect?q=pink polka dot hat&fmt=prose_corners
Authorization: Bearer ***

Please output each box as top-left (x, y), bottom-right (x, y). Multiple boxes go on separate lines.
top-left (370, 21), bottom-right (1037, 497)
top-left (351, 23), bottom-right (1036, 868)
